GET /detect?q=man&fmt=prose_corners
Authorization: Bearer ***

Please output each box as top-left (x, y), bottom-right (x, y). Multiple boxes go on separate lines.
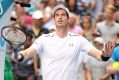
top-left (96, 4), bottom-right (119, 41)
top-left (68, 13), bottom-right (84, 35)
top-left (86, 37), bottom-right (110, 80)
top-left (76, 51), bottom-right (91, 80)
top-left (31, 10), bottom-right (49, 38)
top-left (12, 5), bottom-right (114, 80)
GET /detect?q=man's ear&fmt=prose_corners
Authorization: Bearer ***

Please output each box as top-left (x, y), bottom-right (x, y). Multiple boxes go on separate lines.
top-left (68, 18), bottom-right (70, 24)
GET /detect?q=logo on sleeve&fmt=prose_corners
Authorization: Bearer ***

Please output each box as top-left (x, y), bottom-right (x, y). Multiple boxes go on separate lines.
top-left (69, 43), bottom-right (73, 47)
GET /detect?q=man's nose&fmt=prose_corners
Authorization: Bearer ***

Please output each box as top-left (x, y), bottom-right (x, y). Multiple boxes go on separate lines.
top-left (59, 15), bottom-right (62, 19)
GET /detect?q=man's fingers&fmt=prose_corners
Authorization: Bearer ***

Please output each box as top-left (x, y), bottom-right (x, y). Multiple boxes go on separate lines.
top-left (111, 41), bottom-right (115, 49)
top-left (10, 53), bottom-right (23, 62)
top-left (104, 41), bottom-right (115, 57)
top-left (105, 41), bottom-right (110, 51)
top-left (105, 41), bottom-right (115, 50)
top-left (11, 53), bottom-right (16, 61)
top-left (108, 41), bottom-right (115, 50)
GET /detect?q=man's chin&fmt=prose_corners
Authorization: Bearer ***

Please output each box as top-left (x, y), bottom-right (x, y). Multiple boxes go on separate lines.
top-left (57, 24), bottom-right (63, 27)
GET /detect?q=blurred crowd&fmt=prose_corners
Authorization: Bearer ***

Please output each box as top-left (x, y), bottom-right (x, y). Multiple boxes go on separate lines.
top-left (5, 0), bottom-right (119, 80)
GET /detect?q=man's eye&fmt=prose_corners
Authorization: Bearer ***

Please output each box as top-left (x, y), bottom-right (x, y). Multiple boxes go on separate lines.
top-left (62, 14), bottom-right (66, 16)
top-left (55, 14), bottom-right (59, 16)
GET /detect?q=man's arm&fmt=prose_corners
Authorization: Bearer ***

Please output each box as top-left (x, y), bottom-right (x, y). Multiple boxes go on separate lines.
top-left (20, 47), bottom-right (37, 58)
top-left (16, 34), bottom-right (44, 61)
top-left (89, 41), bottom-right (115, 61)
top-left (33, 53), bottom-right (42, 76)
top-left (11, 47), bottom-right (37, 62)
top-left (89, 47), bottom-right (102, 60)
top-left (107, 61), bottom-right (119, 74)
top-left (99, 72), bottom-right (111, 80)
top-left (84, 64), bottom-right (92, 80)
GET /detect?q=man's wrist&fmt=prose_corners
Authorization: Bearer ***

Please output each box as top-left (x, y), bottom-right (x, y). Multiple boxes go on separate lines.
top-left (17, 53), bottom-right (24, 62)
top-left (101, 51), bottom-right (110, 61)
top-left (101, 54), bottom-right (110, 61)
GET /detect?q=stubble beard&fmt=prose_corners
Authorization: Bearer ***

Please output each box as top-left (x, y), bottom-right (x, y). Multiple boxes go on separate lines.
top-left (56, 23), bottom-right (68, 31)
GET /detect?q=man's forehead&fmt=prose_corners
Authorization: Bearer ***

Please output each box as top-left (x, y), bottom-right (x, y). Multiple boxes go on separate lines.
top-left (55, 8), bottom-right (67, 14)
top-left (52, 5), bottom-right (70, 16)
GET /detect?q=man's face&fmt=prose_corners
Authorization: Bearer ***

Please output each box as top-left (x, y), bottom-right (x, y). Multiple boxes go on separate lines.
top-left (32, 18), bottom-right (43, 26)
top-left (69, 17), bottom-right (76, 28)
top-left (104, 9), bottom-right (114, 20)
top-left (54, 9), bottom-right (69, 28)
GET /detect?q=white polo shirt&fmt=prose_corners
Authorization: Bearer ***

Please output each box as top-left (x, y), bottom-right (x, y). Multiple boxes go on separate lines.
top-left (31, 32), bottom-right (93, 80)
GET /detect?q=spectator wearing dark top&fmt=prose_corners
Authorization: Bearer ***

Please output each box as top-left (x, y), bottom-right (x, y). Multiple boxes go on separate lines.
top-left (14, 32), bottom-right (35, 80)
top-left (65, 0), bottom-right (82, 15)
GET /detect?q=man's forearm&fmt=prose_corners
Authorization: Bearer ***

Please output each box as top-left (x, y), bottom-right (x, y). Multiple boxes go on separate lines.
top-left (89, 47), bottom-right (111, 61)
top-left (20, 47), bottom-right (36, 59)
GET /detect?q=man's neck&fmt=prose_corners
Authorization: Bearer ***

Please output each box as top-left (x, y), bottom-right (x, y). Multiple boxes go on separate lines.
top-left (105, 19), bottom-right (114, 25)
top-left (56, 27), bottom-right (69, 38)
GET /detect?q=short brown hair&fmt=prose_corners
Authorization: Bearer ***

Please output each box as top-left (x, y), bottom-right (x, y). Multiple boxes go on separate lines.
top-left (105, 5), bottom-right (116, 12)
top-left (53, 5), bottom-right (70, 17)
top-left (54, 8), bottom-right (69, 18)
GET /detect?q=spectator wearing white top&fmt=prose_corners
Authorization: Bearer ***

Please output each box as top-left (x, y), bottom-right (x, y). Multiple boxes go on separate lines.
top-left (96, 5), bottom-right (119, 41)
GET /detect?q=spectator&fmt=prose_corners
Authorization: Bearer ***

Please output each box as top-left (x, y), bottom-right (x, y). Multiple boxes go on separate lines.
top-left (87, 0), bottom-right (104, 21)
top-left (86, 37), bottom-right (110, 80)
top-left (115, 33), bottom-right (119, 45)
top-left (4, 52), bottom-right (14, 80)
top-left (31, 10), bottom-right (49, 38)
top-left (95, 5), bottom-right (119, 41)
top-left (81, 16), bottom-right (93, 42)
top-left (33, 53), bottom-right (42, 80)
top-left (14, 32), bottom-right (35, 80)
top-left (65, 0), bottom-right (81, 24)
top-left (114, 11), bottom-right (119, 23)
top-left (68, 13), bottom-right (84, 35)
top-left (76, 52), bottom-right (91, 80)
top-left (114, 0), bottom-right (119, 10)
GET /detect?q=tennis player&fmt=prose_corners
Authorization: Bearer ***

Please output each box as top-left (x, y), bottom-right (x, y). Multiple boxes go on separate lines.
top-left (12, 5), bottom-right (115, 80)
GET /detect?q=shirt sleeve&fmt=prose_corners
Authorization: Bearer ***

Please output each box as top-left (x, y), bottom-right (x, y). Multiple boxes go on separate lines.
top-left (79, 36), bottom-right (93, 54)
top-left (30, 35), bottom-right (44, 54)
